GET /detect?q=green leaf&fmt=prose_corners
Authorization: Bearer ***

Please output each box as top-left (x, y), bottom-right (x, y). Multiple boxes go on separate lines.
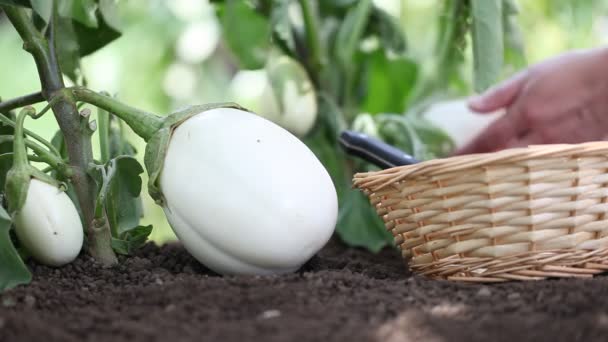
top-left (0, 205), bottom-right (31, 292)
top-left (361, 50), bottom-right (418, 114)
top-left (111, 224), bottom-right (152, 255)
top-left (471, 0), bottom-right (503, 92)
top-left (219, 0), bottom-right (271, 69)
top-left (336, 188), bottom-right (393, 253)
top-left (102, 156), bottom-right (144, 236)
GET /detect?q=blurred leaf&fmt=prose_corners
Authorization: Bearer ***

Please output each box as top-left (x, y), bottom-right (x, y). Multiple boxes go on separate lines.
top-left (72, 7), bottom-right (121, 56)
top-left (361, 50), bottom-right (418, 114)
top-left (30, 0), bottom-right (51, 22)
top-left (335, 0), bottom-right (373, 69)
top-left (52, 0), bottom-right (122, 82)
top-left (319, 0), bottom-right (358, 16)
top-left (0, 205), bottom-right (31, 292)
top-left (54, 15), bottom-right (82, 82)
top-left (411, 0), bottom-right (471, 104)
top-left (368, 6), bottom-right (406, 55)
top-left (336, 188), bottom-right (393, 253)
top-left (58, 0), bottom-right (98, 28)
top-left (471, 0), bottom-right (503, 91)
top-left (219, 0), bottom-right (271, 69)
top-left (0, 0), bottom-right (30, 7)
top-left (111, 224), bottom-right (152, 255)
top-left (270, 0), bottom-right (296, 57)
top-left (502, 0), bottom-right (526, 70)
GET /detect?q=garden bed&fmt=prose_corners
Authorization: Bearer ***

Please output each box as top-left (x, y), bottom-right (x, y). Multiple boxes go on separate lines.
top-left (2, 238), bottom-right (608, 342)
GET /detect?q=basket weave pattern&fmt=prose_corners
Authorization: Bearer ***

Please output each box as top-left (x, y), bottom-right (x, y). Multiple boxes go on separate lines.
top-left (353, 143), bottom-right (608, 282)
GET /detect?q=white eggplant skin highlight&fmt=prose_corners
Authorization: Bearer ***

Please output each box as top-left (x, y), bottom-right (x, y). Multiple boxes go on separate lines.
top-left (159, 107), bottom-right (338, 275)
top-left (14, 179), bottom-right (84, 267)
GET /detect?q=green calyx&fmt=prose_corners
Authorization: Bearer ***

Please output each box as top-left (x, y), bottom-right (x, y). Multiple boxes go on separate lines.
top-left (5, 107), bottom-right (62, 216)
top-left (144, 102), bottom-right (248, 206)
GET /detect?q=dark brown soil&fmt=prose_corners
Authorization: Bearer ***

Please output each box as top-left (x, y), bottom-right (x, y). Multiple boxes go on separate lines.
top-left (2, 238), bottom-right (608, 342)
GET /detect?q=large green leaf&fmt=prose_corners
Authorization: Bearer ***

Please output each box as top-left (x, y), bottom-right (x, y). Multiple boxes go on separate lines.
top-left (0, 205), bottom-right (31, 292)
top-left (471, 0), bottom-right (503, 92)
top-left (361, 50), bottom-right (418, 114)
top-left (218, 0), bottom-right (271, 69)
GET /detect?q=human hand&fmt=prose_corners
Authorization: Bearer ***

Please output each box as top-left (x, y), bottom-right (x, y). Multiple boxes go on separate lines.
top-left (453, 48), bottom-right (608, 155)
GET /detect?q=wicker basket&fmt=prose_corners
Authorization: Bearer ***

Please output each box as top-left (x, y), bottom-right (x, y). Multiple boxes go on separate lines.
top-left (353, 142), bottom-right (608, 282)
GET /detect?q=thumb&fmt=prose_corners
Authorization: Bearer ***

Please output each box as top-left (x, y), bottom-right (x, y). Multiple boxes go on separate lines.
top-left (468, 71), bottom-right (527, 113)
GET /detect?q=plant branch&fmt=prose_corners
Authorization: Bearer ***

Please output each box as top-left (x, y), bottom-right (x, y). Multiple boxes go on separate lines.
top-left (0, 152), bottom-right (49, 164)
top-left (1, 4), bottom-right (117, 265)
top-left (0, 92), bottom-right (44, 113)
top-left (0, 135), bottom-right (65, 168)
top-left (70, 87), bottom-right (164, 141)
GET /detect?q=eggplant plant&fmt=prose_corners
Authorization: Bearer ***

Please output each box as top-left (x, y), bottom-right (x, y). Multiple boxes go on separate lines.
top-left (0, 0), bottom-right (525, 291)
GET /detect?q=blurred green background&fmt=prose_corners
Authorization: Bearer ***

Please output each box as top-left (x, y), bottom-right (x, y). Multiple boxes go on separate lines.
top-left (1, 0), bottom-right (607, 244)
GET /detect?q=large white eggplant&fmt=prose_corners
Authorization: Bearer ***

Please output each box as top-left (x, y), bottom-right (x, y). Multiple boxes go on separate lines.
top-left (158, 108), bottom-right (338, 275)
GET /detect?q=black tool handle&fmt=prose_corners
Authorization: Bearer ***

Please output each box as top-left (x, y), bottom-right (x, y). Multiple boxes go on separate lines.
top-left (338, 130), bottom-right (419, 169)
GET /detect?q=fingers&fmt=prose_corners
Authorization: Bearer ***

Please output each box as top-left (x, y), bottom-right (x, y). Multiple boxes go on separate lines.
top-left (468, 71), bottom-right (528, 113)
top-left (492, 108), bottom-right (607, 149)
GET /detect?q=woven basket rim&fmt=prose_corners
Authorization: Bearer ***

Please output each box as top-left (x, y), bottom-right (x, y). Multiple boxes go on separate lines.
top-left (353, 141), bottom-right (608, 191)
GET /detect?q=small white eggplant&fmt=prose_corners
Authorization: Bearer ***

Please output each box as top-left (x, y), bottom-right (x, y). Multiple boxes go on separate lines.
top-left (14, 179), bottom-right (84, 267)
top-left (5, 107), bottom-right (83, 268)
top-left (159, 107), bottom-right (338, 275)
